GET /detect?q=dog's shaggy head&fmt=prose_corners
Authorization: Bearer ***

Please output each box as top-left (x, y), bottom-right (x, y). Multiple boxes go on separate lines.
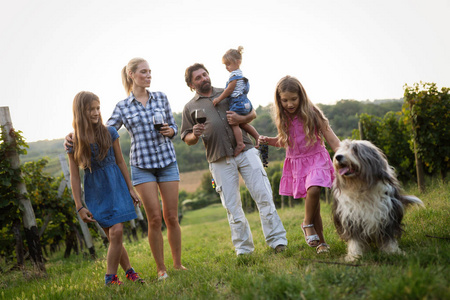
top-left (333, 139), bottom-right (397, 191)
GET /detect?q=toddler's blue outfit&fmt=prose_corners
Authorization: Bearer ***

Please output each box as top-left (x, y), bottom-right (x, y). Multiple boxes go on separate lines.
top-left (68, 126), bottom-right (137, 228)
top-left (226, 69), bottom-right (253, 115)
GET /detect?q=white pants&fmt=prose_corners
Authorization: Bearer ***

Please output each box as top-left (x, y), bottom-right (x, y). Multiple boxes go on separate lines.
top-left (209, 148), bottom-right (288, 255)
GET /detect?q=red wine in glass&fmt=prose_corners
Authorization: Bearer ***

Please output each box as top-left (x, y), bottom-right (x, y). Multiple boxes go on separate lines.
top-left (154, 123), bottom-right (163, 131)
top-left (153, 112), bottom-right (168, 143)
top-left (196, 116), bottom-right (206, 124)
top-left (195, 109), bottom-right (206, 138)
top-left (153, 112), bottom-right (164, 131)
top-left (195, 109), bottom-right (206, 124)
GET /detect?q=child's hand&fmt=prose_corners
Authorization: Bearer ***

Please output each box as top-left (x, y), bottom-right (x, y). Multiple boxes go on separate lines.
top-left (212, 98), bottom-right (220, 106)
top-left (258, 135), bottom-right (269, 145)
top-left (130, 189), bottom-right (142, 207)
top-left (78, 207), bottom-right (96, 223)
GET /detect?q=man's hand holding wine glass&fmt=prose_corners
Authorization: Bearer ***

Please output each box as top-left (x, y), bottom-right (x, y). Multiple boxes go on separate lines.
top-left (193, 123), bottom-right (205, 138)
top-left (194, 109), bottom-right (207, 138)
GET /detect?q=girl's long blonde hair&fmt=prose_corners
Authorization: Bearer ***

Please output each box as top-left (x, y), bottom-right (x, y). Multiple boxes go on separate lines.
top-left (274, 76), bottom-right (329, 148)
top-left (72, 91), bottom-right (111, 170)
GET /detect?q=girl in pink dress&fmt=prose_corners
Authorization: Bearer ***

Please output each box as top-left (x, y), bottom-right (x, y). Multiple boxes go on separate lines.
top-left (259, 76), bottom-right (340, 253)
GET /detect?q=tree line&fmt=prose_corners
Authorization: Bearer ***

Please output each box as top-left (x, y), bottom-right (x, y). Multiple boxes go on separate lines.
top-left (22, 98), bottom-right (404, 176)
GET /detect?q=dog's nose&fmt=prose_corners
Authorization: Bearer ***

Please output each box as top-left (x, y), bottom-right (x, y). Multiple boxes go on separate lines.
top-left (335, 154), bottom-right (344, 162)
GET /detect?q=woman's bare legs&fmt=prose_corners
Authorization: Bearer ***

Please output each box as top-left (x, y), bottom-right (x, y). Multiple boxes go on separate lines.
top-left (135, 182), bottom-right (166, 275)
top-left (158, 181), bottom-right (185, 270)
top-left (135, 181), bottom-right (186, 275)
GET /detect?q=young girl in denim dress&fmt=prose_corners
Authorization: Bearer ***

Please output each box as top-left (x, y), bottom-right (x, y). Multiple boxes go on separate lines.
top-left (67, 91), bottom-right (143, 285)
top-left (213, 46), bottom-right (260, 156)
top-left (259, 76), bottom-right (341, 254)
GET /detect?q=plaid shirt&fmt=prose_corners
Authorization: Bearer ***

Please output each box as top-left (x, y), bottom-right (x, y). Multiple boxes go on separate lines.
top-left (107, 91), bottom-right (178, 169)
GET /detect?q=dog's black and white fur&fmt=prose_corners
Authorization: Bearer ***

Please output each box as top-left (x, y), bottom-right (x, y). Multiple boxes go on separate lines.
top-left (332, 139), bottom-right (423, 262)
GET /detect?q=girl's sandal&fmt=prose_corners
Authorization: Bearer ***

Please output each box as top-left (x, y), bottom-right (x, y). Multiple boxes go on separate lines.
top-left (316, 243), bottom-right (330, 254)
top-left (302, 223), bottom-right (320, 248)
top-left (301, 223), bottom-right (320, 247)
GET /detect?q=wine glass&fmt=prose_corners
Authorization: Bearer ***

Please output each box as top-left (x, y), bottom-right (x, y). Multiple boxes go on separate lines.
top-left (153, 112), bottom-right (167, 143)
top-left (195, 109), bottom-right (206, 138)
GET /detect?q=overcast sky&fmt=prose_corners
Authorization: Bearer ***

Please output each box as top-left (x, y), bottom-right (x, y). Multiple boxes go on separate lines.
top-left (1, 0), bottom-right (449, 142)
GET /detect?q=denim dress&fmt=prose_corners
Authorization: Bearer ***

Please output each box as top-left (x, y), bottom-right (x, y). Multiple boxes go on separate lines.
top-left (79, 126), bottom-right (137, 228)
top-left (226, 75), bottom-right (253, 115)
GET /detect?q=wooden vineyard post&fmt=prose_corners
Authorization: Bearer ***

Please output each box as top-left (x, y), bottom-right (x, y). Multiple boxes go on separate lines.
top-left (409, 103), bottom-right (425, 193)
top-left (288, 196), bottom-right (293, 208)
top-left (358, 120), bottom-right (365, 140)
top-left (135, 205), bottom-right (148, 236)
top-left (58, 154), bottom-right (97, 258)
top-left (0, 106), bottom-right (46, 274)
top-left (129, 219), bottom-right (138, 242)
top-left (412, 136), bottom-right (425, 193)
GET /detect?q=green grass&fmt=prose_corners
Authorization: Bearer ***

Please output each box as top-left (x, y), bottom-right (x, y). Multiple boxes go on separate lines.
top-left (2, 179), bottom-right (449, 299)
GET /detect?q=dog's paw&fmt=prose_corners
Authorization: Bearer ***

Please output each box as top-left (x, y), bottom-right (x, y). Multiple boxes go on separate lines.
top-left (344, 254), bottom-right (361, 262)
top-left (388, 248), bottom-right (405, 256)
top-left (381, 241), bottom-right (403, 255)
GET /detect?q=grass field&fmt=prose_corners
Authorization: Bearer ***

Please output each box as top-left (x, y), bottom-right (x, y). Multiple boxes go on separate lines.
top-left (1, 178), bottom-right (449, 299)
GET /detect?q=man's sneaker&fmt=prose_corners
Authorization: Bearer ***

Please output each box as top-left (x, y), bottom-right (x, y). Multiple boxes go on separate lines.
top-left (274, 244), bottom-right (287, 254)
top-left (105, 274), bottom-right (122, 286)
top-left (126, 268), bottom-right (145, 284)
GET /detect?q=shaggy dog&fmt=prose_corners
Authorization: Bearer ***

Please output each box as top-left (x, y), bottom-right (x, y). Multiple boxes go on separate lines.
top-left (332, 139), bottom-right (423, 262)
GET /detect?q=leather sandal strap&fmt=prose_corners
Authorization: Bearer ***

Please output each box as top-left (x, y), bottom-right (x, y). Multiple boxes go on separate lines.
top-left (316, 243), bottom-right (330, 254)
top-left (302, 224), bottom-right (314, 228)
top-left (306, 234), bottom-right (320, 242)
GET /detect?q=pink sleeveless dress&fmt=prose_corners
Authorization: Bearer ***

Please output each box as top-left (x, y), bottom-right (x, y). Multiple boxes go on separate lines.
top-left (279, 116), bottom-right (334, 199)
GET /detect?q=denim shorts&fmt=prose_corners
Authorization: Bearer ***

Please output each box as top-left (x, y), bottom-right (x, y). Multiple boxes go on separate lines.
top-left (131, 161), bottom-right (180, 186)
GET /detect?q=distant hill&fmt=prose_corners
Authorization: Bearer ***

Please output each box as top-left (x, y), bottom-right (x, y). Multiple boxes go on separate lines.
top-left (21, 138), bottom-right (66, 178)
top-left (20, 99), bottom-right (404, 177)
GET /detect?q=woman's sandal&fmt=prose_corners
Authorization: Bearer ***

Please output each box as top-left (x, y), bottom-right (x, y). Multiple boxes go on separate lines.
top-left (301, 223), bottom-right (320, 247)
top-left (316, 243), bottom-right (330, 254)
top-left (158, 271), bottom-right (169, 281)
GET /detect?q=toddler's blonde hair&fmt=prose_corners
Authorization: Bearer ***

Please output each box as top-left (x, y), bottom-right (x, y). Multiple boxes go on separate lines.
top-left (222, 46), bottom-right (244, 64)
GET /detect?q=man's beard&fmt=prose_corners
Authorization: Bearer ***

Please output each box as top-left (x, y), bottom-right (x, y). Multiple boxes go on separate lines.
top-left (198, 80), bottom-right (211, 94)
